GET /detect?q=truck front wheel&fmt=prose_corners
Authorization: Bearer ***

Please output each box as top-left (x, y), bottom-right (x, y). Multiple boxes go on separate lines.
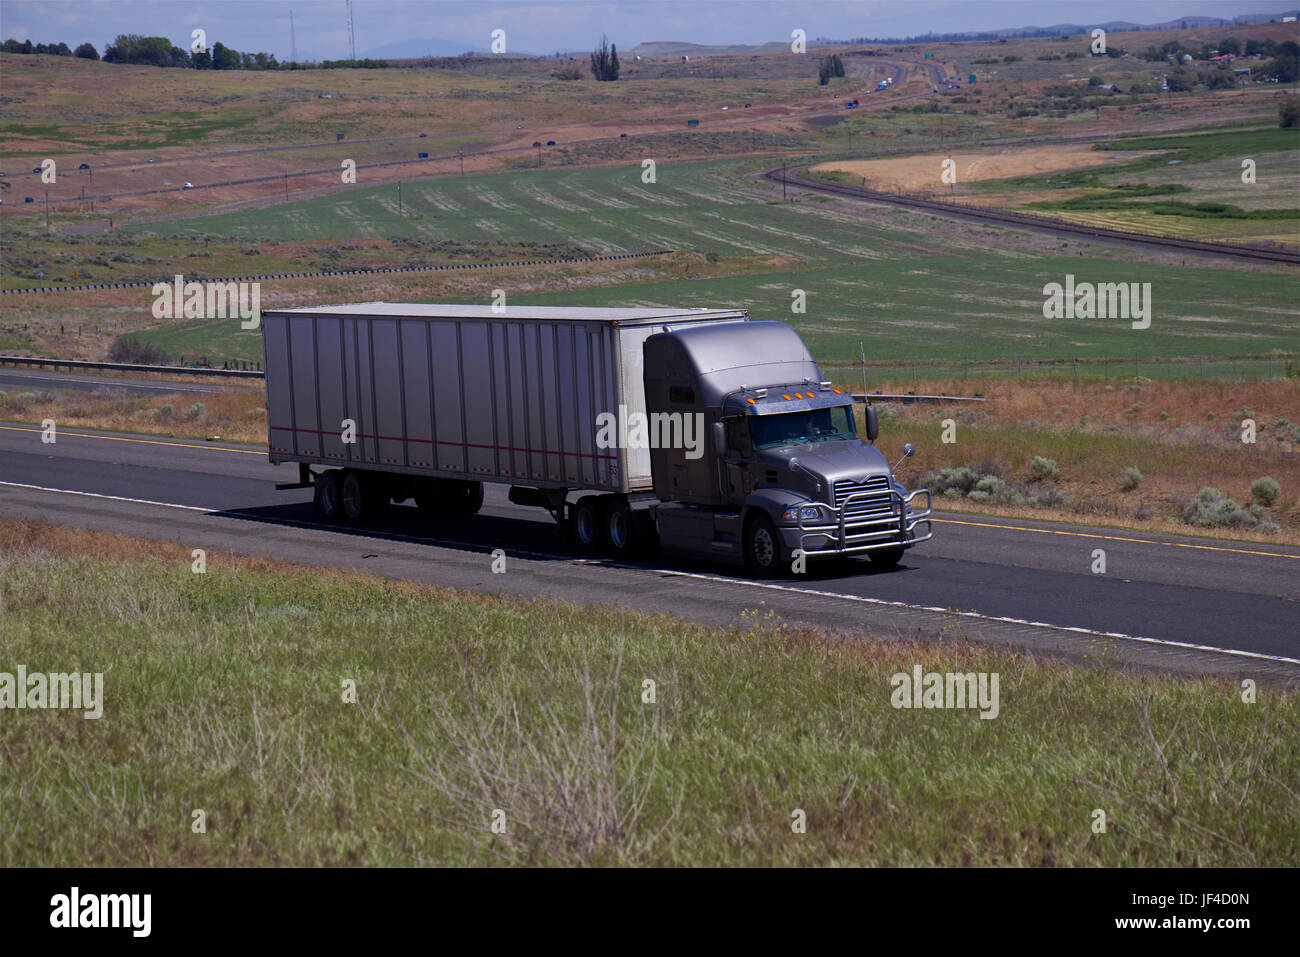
top-left (870, 546), bottom-right (905, 568)
top-left (744, 514), bottom-right (785, 578)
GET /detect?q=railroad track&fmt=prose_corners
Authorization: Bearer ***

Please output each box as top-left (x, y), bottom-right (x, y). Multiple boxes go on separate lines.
top-left (763, 163), bottom-right (1300, 266)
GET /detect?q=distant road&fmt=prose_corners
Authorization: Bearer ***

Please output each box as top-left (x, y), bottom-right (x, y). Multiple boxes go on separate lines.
top-left (761, 163), bottom-right (1300, 266)
top-left (0, 368), bottom-right (256, 396)
top-left (2, 420), bottom-right (1296, 683)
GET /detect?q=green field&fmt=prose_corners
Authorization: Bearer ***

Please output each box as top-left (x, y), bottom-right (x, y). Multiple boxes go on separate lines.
top-left (123, 159), bottom-right (1298, 366)
top-left (2, 529), bottom-right (1295, 866)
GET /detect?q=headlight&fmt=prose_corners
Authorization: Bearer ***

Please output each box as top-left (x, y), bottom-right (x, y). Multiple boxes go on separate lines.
top-left (781, 504), bottom-right (826, 523)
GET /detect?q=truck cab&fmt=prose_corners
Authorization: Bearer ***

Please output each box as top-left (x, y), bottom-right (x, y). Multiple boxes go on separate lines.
top-left (643, 321), bottom-right (930, 574)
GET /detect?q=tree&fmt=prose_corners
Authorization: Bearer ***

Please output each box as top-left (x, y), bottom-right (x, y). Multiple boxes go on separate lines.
top-left (589, 35), bottom-right (619, 81)
top-left (1218, 37), bottom-right (1241, 56)
top-left (74, 42), bottom-right (98, 60)
top-left (1281, 99), bottom-right (1300, 129)
top-left (1203, 64), bottom-right (1236, 90)
top-left (1166, 65), bottom-right (1197, 92)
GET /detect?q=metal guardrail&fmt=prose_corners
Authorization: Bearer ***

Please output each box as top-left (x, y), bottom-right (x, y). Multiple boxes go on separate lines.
top-left (0, 250), bottom-right (676, 296)
top-left (855, 392), bottom-right (988, 403)
top-left (0, 355), bottom-right (265, 379)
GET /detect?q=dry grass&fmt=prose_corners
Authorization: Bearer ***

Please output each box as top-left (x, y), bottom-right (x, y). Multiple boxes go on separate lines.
top-left (855, 375), bottom-right (1300, 543)
top-left (2, 517), bottom-right (1297, 867)
top-left (0, 387), bottom-right (268, 443)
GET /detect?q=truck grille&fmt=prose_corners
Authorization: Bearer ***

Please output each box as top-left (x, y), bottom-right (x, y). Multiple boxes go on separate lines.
top-left (833, 476), bottom-right (895, 522)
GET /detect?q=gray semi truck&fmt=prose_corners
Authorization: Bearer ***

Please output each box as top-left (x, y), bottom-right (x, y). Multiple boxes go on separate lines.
top-left (262, 303), bottom-right (931, 575)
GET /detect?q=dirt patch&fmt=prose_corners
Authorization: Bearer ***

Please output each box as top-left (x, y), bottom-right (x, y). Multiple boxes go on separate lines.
top-left (814, 144), bottom-right (1133, 192)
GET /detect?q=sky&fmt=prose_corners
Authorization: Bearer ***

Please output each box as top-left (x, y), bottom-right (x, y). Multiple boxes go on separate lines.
top-left (1, 0), bottom-right (1296, 60)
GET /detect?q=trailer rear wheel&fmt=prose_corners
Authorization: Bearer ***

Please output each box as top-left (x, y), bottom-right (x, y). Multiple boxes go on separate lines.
top-left (605, 497), bottom-right (635, 556)
top-left (572, 496), bottom-right (605, 552)
top-left (341, 470), bottom-right (383, 523)
top-left (314, 470), bottom-right (343, 519)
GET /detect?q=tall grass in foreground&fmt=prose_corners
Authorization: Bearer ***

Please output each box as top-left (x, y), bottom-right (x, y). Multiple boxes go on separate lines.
top-left (0, 524), bottom-right (1295, 866)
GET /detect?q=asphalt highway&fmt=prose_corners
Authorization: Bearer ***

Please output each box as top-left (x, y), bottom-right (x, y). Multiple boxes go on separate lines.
top-left (2, 419), bottom-right (1296, 683)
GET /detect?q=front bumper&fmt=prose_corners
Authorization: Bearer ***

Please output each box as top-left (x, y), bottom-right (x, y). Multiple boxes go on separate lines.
top-left (784, 489), bottom-right (933, 557)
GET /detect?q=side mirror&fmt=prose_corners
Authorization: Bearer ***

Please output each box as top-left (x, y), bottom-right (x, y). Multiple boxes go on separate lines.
top-left (903, 442), bottom-right (915, 458)
top-left (712, 420), bottom-right (727, 453)
top-left (864, 404), bottom-right (879, 442)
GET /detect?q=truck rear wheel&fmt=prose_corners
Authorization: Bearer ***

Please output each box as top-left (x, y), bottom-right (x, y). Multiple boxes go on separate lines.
top-left (314, 470), bottom-right (343, 519)
top-left (605, 497), bottom-right (635, 556)
top-left (744, 514), bottom-right (785, 578)
top-left (572, 496), bottom-right (605, 552)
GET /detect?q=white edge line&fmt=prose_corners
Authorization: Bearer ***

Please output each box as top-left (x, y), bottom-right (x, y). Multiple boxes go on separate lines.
top-left (4, 479), bottom-right (1299, 669)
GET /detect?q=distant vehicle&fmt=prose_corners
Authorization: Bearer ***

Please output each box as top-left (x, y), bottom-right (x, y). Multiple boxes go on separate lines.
top-left (24, 197), bottom-right (33, 203)
top-left (148, 158), bottom-right (156, 163)
top-left (79, 163), bottom-right (90, 169)
top-left (516, 124), bottom-right (524, 130)
top-left (686, 119), bottom-right (700, 126)
top-left (744, 103), bottom-right (751, 108)
top-left (32, 167), bottom-right (41, 174)
top-left (721, 105), bottom-right (729, 110)
top-left (533, 141), bottom-right (542, 147)
top-left (546, 140), bottom-right (556, 146)
top-left (419, 133), bottom-right (428, 138)
top-left (620, 133), bottom-right (628, 138)
top-left (418, 152), bottom-right (429, 158)
top-left (182, 181), bottom-right (194, 189)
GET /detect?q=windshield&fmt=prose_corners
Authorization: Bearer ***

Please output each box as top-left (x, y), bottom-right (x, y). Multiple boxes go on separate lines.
top-left (749, 405), bottom-right (856, 450)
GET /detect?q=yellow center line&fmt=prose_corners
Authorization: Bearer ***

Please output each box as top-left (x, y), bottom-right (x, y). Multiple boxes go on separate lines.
top-left (0, 424), bottom-right (265, 455)
top-left (933, 517), bottom-right (1298, 560)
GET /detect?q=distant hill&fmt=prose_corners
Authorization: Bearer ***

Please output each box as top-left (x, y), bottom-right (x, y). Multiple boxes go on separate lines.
top-left (360, 37), bottom-right (485, 59)
top-left (816, 10), bottom-right (1300, 44)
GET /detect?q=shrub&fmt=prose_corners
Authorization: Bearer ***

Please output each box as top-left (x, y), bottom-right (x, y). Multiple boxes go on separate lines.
top-left (1120, 466), bottom-right (1142, 491)
top-left (185, 402), bottom-right (206, 422)
top-left (1250, 477), bottom-right (1280, 506)
top-left (1030, 456), bottom-right (1058, 480)
top-left (1185, 488), bottom-right (1255, 528)
top-left (107, 335), bottom-right (169, 365)
top-left (924, 466), bottom-right (978, 496)
top-left (158, 404), bottom-right (174, 423)
top-left (1036, 487), bottom-right (1068, 508)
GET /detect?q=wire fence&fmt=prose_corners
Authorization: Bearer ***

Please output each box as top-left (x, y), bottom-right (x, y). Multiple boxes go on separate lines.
top-left (826, 355), bottom-right (1299, 383)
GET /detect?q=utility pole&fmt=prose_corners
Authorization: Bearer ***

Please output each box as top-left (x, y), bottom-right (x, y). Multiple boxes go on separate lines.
top-left (459, 151), bottom-right (464, 176)
top-left (782, 162), bottom-right (787, 201)
top-left (289, 8), bottom-right (298, 64)
top-left (45, 189), bottom-right (50, 228)
top-left (536, 143), bottom-right (542, 168)
top-left (345, 0), bottom-right (356, 60)
top-left (283, 171), bottom-right (288, 201)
